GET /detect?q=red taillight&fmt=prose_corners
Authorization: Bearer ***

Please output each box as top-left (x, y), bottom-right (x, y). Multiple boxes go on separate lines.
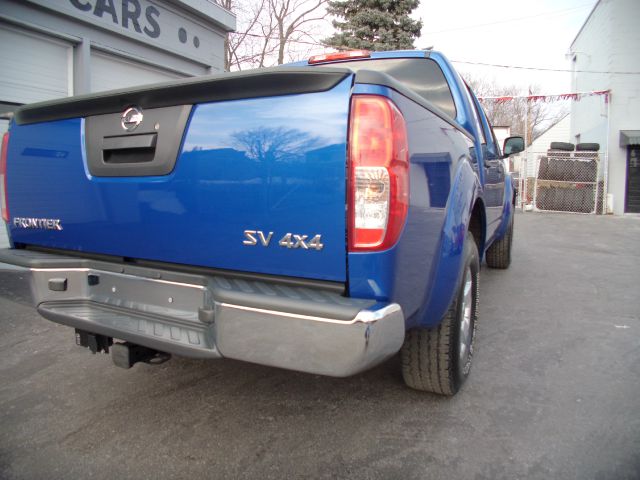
top-left (0, 132), bottom-right (9, 223)
top-left (348, 95), bottom-right (409, 252)
top-left (308, 50), bottom-right (371, 64)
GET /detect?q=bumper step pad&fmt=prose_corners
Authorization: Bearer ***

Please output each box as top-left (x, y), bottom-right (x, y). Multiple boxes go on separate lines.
top-left (39, 301), bottom-right (215, 358)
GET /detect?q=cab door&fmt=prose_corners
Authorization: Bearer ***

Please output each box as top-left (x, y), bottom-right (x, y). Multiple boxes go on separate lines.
top-left (468, 88), bottom-right (505, 235)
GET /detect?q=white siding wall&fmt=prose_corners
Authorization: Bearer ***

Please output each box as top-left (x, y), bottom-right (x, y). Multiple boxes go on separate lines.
top-left (570, 0), bottom-right (640, 214)
top-left (529, 115), bottom-right (572, 153)
top-left (525, 115), bottom-right (572, 177)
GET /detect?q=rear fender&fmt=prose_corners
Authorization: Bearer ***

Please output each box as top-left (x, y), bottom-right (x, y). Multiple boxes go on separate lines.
top-left (412, 156), bottom-right (482, 328)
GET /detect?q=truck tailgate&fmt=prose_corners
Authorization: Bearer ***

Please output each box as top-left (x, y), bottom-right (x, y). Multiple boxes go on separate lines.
top-left (6, 70), bottom-right (353, 282)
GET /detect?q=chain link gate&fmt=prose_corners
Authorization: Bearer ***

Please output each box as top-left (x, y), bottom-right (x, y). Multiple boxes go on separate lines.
top-left (517, 146), bottom-right (608, 215)
top-left (481, 89), bottom-right (610, 216)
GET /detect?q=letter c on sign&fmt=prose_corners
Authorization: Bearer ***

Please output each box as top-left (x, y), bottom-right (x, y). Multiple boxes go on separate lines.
top-left (70, 0), bottom-right (92, 11)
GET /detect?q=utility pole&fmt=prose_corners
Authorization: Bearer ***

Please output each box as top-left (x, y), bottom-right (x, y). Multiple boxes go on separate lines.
top-left (523, 100), bottom-right (528, 147)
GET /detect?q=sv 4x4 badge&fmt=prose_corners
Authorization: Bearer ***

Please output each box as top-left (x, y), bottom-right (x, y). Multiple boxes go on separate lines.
top-left (243, 230), bottom-right (324, 251)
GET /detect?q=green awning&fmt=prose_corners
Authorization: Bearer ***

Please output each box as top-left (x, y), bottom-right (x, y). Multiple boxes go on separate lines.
top-left (620, 130), bottom-right (640, 146)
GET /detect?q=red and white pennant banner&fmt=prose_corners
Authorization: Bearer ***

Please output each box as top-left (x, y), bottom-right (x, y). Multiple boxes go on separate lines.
top-left (479, 90), bottom-right (610, 103)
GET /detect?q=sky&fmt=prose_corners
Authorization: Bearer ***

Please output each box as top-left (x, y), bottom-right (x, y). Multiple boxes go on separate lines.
top-left (411, 0), bottom-right (598, 94)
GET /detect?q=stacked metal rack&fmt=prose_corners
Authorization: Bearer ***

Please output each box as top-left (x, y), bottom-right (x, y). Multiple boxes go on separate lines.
top-left (534, 142), bottom-right (600, 214)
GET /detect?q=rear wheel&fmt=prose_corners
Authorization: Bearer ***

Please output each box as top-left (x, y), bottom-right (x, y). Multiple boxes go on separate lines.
top-left (401, 232), bottom-right (480, 395)
top-left (485, 213), bottom-right (513, 269)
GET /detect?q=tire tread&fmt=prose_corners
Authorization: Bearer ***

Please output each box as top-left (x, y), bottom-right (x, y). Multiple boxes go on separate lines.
top-left (402, 301), bottom-right (457, 395)
top-left (486, 214), bottom-right (513, 269)
top-left (401, 234), bottom-right (479, 395)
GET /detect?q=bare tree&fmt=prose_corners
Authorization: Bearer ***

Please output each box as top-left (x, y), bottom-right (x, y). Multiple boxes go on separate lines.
top-left (222, 0), bottom-right (329, 71)
top-left (233, 127), bottom-right (323, 162)
top-left (271, 0), bottom-right (329, 65)
top-left (222, 0), bottom-right (279, 71)
top-left (466, 76), bottom-right (568, 146)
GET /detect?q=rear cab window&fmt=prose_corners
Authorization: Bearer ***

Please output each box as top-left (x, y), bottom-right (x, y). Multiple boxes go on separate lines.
top-left (314, 58), bottom-right (457, 119)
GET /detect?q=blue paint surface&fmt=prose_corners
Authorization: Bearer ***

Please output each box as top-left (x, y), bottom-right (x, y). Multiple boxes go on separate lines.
top-left (346, 88), bottom-right (477, 327)
top-left (5, 50), bottom-right (512, 332)
top-left (7, 78), bottom-right (353, 282)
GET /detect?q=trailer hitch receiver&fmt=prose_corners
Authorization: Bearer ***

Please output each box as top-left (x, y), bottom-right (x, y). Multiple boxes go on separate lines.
top-left (111, 342), bottom-right (171, 369)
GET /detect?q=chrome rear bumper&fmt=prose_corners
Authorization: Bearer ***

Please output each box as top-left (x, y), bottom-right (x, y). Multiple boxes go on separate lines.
top-left (1, 249), bottom-right (405, 377)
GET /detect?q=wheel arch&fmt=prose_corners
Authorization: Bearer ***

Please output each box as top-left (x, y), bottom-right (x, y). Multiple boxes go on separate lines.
top-left (409, 158), bottom-right (483, 329)
top-left (468, 198), bottom-right (486, 261)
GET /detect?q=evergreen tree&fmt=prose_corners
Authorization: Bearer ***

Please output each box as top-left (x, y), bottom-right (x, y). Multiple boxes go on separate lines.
top-left (325, 0), bottom-right (422, 51)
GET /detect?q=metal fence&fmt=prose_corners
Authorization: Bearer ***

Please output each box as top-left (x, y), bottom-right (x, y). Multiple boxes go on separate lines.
top-left (513, 145), bottom-right (608, 215)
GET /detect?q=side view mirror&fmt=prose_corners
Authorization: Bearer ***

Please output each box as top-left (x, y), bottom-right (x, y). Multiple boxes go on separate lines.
top-left (503, 136), bottom-right (525, 156)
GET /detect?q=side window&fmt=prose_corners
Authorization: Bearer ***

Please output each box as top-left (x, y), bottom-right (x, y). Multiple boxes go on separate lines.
top-left (479, 104), bottom-right (501, 160)
top-left (462, 84), bottom-right (485, 144)
top-left (467, 86), bottom-right (501, 160)
top-left (489, 125), bottom-right (502, 157)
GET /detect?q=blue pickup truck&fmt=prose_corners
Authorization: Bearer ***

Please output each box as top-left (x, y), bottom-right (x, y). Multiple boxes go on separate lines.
top-left (0, 49), bottom-right (523, 395)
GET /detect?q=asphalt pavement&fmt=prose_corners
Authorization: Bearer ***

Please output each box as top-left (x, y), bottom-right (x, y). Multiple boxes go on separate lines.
top-left (0, 212), bottom-right (639, 480)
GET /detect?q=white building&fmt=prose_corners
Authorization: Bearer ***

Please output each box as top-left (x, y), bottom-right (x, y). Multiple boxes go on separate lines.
top-left (525, 114), bottom-right (572, 177)
top-left (493, 126), bottom-right (511, 152)
top-left (569, 0), bottom-right (640, 214)
top-left (506, 115), bottom-right (571, 179)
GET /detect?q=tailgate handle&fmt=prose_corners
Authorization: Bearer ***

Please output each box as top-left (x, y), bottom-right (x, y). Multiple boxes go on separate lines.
top-left (103, 134), bottom-right (157, 151)
top-left (102, 133), bottom-right (157, 165)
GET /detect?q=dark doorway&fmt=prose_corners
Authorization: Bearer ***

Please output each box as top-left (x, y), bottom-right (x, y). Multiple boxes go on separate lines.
top-left (626, 146), bottom-right (640, 213)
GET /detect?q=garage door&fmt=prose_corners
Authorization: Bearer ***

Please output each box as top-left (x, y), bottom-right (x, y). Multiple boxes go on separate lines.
top-left (0, 118), bottom-right (7, 246)
top-left (90, 51), bottom-right (187, 93)
top-left (1, 117), bottom-right (6, 246)
top-left (0, 117), bottom-right (6, 245)
top-left (0, 24), bottom-right (72, 248)
top-left (0, 23), bottom-right (72, 104)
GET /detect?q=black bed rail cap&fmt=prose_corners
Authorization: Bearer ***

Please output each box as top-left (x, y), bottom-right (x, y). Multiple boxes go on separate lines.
top-left (14, 67), bottom-right (352, 126)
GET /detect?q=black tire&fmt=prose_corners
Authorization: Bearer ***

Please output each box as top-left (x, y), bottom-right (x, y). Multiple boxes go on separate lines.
top-left (401, 232), bottom-right (480, 395)
top-left (485, 212), bottom-right (513, 269)
top-left (546, 158), bottom-right (565, 181)
top-left (549, 141), bottom-right (575, 151)
top-left (575, 160), bottom-right (598, 182)
top-left (576, 142), bottom-right (600, 152)
top-left (537, 157), bottom-right (549, 179)
top-left (536, 186), bottom-right (548, 210)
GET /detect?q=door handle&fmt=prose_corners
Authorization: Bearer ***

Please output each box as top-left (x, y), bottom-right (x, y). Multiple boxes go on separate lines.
top-left (103, 133), bottom-right (157, 150)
